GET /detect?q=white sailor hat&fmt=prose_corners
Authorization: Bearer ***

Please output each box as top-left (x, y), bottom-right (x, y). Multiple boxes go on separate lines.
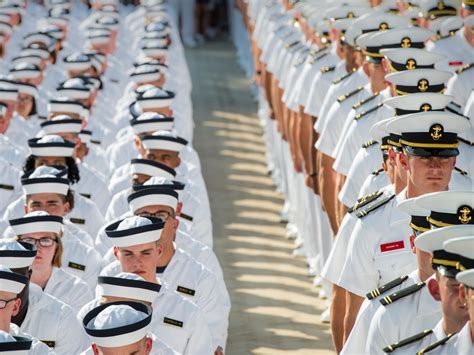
top-left (39, 23), bottom-right (65, 40)
top-left (20, 47), bottom-right (49, 60)
top-left (0, 239), bottom-right (37, 269)
top-left (430, 16), bottom-right (463, 39)
top-left (135, 176), bottom-right (184, 200)
top-left (128, 184), bottom-right (179, 213)
top-left (374, 27), bottom-right (434, 50)
top-left (385, 68), bottom-right (453, 95)
top-left (40, 115), bottom-right (82, 134)
top-left (11, 55), bottom-right (42, 67)
top-left (130, 112), bottom-right (173, 135)
top-left (444, 236), bottom-right (474, 270)
top-left (352, 12), bottom-right (412, 33)
top-left (48, 97), bottom-right (85, 115)
top-left (21, 165), bottom-right (69, 196)
top-left (140, 34), bottom-right (168, 48)
top-left (12, 82), bottom-right (38, 99)
top-left (463, 0), bottom-right (474, 10)
top-left (105, 216), bottom-right (165, 247)
top-left (325, 5), bottom-right (370, 21)
top-left (97, 273), bottom-right (160, 304)
top-left (9, 211), bottom-right (63, 236)
top-left (386, 111), bottom-right (469, 156)
top-left (46, 15), bottom-right (68, 28)
top-left (415, 225), bottom-right (473, 276)
top-left (129, 65), bottom-right (162, 85)
top-left (136, 87), bottom-right (174, 109)
top-left (28, 134), bottom-right (75, 157)
top-left (0, 21), bottom-right (12, 36)
top-left (381, 48), bottom-right (445, 72)
top-left (368, 118), bottom-right (391, 150)
top-left (383, 93), bottom-right (454, 115)
top-left (56, 78), bottom-right (92, 100)
top-left (72, 75), bottom-right (101, 91)
top-left (397, 197), bottom-right (431, 233)
top-left (95, 16), bottom-right (119, 30)
top-left (356, 31), bottom-right (385, 62)
top-left (9, 63), bottom-right (41, 80)
top-left (141, 130), bottom-right (188, 152)
top-left (315, 19), bottom-right (331, 42)
top-left (0, 265), bottom-right (29, 297)
top-left (420, 0), bottom-right (460, 20)
top-left (0, 84), bottom-right (18, 101)
top-left (86, 30), bottom-right (110, 45)
top-left (141, 43), bottom-right (168, 58)
top-left (130, 159), bottom-right (176, 180)
top-left (0, 4), bottom-right (23, 16)
top-left (0, 328), bottom-right (32, 354)
top-left (22, 32), bottom-right (53, 48)
top-left (63, 53), bottom-right (92, 71)
top-left (415, 191), bottom-right (474, 227)
top-left (456, 269), bottom-right (474, 288)
top-left (83, 301), bottom-right (152, 348)
top-left (332, 18), bottom-right (356, 36)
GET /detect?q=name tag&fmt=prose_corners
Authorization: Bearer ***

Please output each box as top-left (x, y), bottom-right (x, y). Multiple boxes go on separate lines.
top-left (70, 218), bottom-right (85, 225)
top-left (79, 193), bottom-right (91, 199)
top-left (68, 261), bottom-right (86, 271)
top-left (0, 184), bottom-right (14, 190)
top-left (380, 241), bottom-right (405, 253)
top-left (163, 317), bottom-right (183, 328)
top-left (449, 61), bottom-right (463, 66)
top-left (41, 340), bottom-right (55, 348)
top-left (177, 286), bottom-right (195, 296)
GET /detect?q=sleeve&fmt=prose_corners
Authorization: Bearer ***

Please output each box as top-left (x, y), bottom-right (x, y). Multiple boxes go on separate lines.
top-left (446, 74), bottom-right (470, 110)
top-left (315, 101), bottom-right (341, 157)
top-left (366, 306), bottom-right (395, 354)
top-left (94, 225), bottom-right (113, 257)
top-left (82, 248), bottom-right (104, 290)
top-left (185, 309), bottom-right (215, 355)
top-left (57, 304), bottom-right (91, 354)
top-left (85, 200), bottom-right (105, 238)
top-left (69, 280), bottom-right (94, 315)
top-left (338, 219), bottom-right (380, 296)
top-left (333, 120), bottom-right (362, 176)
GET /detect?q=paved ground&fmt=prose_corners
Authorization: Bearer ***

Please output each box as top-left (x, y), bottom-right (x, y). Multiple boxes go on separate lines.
top-left (186, 36), bottom-right (334, 355)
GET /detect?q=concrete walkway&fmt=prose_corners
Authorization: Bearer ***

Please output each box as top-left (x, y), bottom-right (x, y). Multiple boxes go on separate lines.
top-left (186, 36), bottom-right (334, 355)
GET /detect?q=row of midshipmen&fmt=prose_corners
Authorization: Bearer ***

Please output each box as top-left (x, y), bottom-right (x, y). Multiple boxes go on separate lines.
top-left (238, 0), bottom-right (473, 354)
top-left (0, 0), bottom-right (230, 354)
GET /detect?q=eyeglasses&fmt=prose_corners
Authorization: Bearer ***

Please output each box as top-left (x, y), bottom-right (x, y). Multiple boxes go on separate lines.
top-left (137, 211), bottom-right (175, 221)
top-left (19, 237), bottom-right (58, 248)
top-left (0, 298), bottom-right (17, 309)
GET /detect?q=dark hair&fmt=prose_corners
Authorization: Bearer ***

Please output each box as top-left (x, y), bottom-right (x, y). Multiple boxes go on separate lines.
top-left (28, 97), bottom-right (37, 117)
top-left (23, 155), bottom-right (81, 184)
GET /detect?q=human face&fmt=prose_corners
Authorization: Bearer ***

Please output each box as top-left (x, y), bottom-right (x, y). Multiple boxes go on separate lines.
top-left (0, 111), bottom-right (11, 134)
top-left (34, 156), bottom-right (67, 168)
top-left (144, 149), bottom-right (180, 169)
top-left (131, 173), bottom-right (150, 186)
top-left (439, 275), bottom-right (469, 327)
top-left (401, 153), bottom-right (455, 194)
top-left (18, 232), bottom-right (57, 271)
top-left (26, 193), bottom-right (70, 217)
top-left (92, 337), bottom-right (152, 355)
top-left (135, 205), bottom-right (176, 222)
top-left (115, 242), bottom-right (160, 282)
top-left (0, 290), bottom-right (20, 332)
top-left (142, 106), bottom-right (172, 116)
top-left (16, 93), bottom-right (34, 118)
top-left (367, 62), bottom-right (387, 93)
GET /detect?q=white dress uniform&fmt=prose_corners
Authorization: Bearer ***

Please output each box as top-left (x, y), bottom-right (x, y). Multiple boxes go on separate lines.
top-left (78, 287), bottom-right (214, 355)
top-left (338, 189), bottom-right (417, 296)
top-left (43, 267), bottom-right (93, 314)
top-left (0, 133), bottom-right (28, 167)
top-left (75, 163), bottom-right (112, 214)
top-left (388, 320), bottom-right (447, 354)
top-left (341, 269), bottom-right (420, 354)
top-left (20, 283), bottom-right (89, 354)
top-left (429, 322), bottom-right (473, 355)
top-left (9, 324), bottom-right (55, 355)
top-left (101, 247), bottom-right (230, 350)
top-left (366, 275), bottom-right (441, 354)
top-left (5, 112), bottom-right (39, 148)
top-left (445, 64), bottom-right (474, 110)
top-left (0, 157), bottom-right (22, 215)
top-left (358, 171), bottom-right (391, 198)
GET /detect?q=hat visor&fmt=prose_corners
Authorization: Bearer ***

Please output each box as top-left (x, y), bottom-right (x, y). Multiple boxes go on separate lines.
top-left (436, 265), bottom-right (459, 278)
top-left (404, 146), bottom-right (459, 157)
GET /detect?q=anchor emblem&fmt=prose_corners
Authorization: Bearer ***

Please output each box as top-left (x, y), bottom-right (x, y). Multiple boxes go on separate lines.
top-left (406, 58), bottom-right (416, 70)
top-left (420, 103), bottom-right (432, 112)
top-left (401, 37), bottom-right (411, 48)
top-left (379, 22), bottom-right (389, 31)
top-left (458, 205), bottom-right (472, 224)
top-left (430, 124), bottom-right (443, 141)
top-left (418, 79), bottom-right (429, 92)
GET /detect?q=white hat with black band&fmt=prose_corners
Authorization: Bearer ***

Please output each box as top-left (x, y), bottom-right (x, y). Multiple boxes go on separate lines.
top-left (130, 158), bottom-right (176, 180)
top-left (28, 135), bottom-right (75, 157)
top-left (127, 186), bottom-right (179, 213)
top-left (97, 273), bottom-right (160, 304)
top-left (105, 216), bottom-right (164, 247)
top-left (0, 239), bottom-right (37, 269)
top-left (21, 166), bottom-right (70, 196)
top-left (0, 329), bottom-right (32, 354)
top-left (130, 112), bottom-right (173, 134)
top-left (141, 130), bottom-right (187, 152)
top-left (48, 97), bottom-right (84, 115)
top-left (136, 87), bottom-right (174, 109)
top-left (9, 211), bottom-right (63, 236)
top-left (0, 266), bottom-right (29, 296)
top-left (40, 115), bottom-right (83, 134)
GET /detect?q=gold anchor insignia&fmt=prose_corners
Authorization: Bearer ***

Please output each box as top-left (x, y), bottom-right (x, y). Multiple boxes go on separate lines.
top-left (437, 1), bottom-right (445, 10)
top-left (347, 11), bottom-right (354, 18)
top-left (406, 58), bottom-right (417, 70)
top-left (458, 205), bottom-right (472, 224)
top-left (418, 79), bottom-right (429, 92)
top-left (401, 37), bottom-right (412, 48)
top-left (379, 22), bottom-right (389, 31)
top-left (420, 103), bottom-right (432, 112)
top-left (430, 124), bottom-right (443, 141)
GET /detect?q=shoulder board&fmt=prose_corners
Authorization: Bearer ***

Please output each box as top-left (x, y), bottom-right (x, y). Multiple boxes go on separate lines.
top-left (309, 46), bottom-right (327, 57)
top-left (285, 40), bottom-right (300, 49)
top-left (38, 115), bottom-right (47, 120)
top-left (354, 102), bottom-right (384, 121)
top-left (380, 282), bottom-right (425, 306)
top-left (455, 63), bottom-right (473, 74)
top-left (90, 139), bottom-right (102, 145)
top-left (320, 65), bottom-right (335, 73)
top-left (309, 51), bottom-right (328, 65)
top-left (332, 68), bottom-right (356, 84)
top-left (69, 217), bottom-right (86, 225)
top-left (177, 285), bottom-right (195, 296)
top-left (68, 261), bottom-right (86, 271)
top-left (79, 193), bottom-right (91, 199)
top-left (372, 168), bottom-right (384, 176)
top-left (348, 190), bottom-right (383, 214)
top-left (362, 140), bottom-right (378, 149)
top-left (353, 92), bottom-right (379, 109)
top-left (417, 333), bottom-right (456, 355)
top-left (163, 317), bottom-right (183, 328)
top-left (454, 166), bottom-right (468, 176)
top-left (384, 329), bottom-right (433, 353)
top-left (458, 137), bottom-right (474, 146)
top-left (356, 193), bottom-right (395, 218)
top-left (337, 86), bottom-right (363, 103)
top-left (366, 275), bottom-right (409, 300)
top-left (0, 184), bottom-right (14, 190)
top-left (41, 340), bottom-right (55, 348)
top-left (180, 212), bottom-right (194, 222)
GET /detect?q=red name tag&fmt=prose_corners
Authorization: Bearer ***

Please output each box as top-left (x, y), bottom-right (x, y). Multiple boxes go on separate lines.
top-left (380, 241), bottom-right (405, 253)
top-left (449, 61), bottom-right (463, 66)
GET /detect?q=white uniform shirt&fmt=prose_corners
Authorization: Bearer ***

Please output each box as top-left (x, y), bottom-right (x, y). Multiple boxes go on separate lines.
top-left (391, 320), bottom-right (447, 355)
top-left (20, 284), bottom-right (89, 354)
top-left (0, 157), bottom-right (22, 215)
top-left (445, 66), bottom-right (474, 110)
top-left (427, 29), bottom-right (474, 73)
top-left (9, 324), bottom-right (54, 355)
top-left (430, 322), bottom-right (473, 355)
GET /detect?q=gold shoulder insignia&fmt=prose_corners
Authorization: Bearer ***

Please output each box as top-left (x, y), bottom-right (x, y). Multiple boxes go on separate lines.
top-left (380, 282), bottom-right (425, 306)
top-left (458, 137), bottom-right (474, 146)
top-left (455, 63), bottom-right (473, 74)
top-left (320, 65), bottom-right (335, 73)
top-left (417, 333), bottom-right (456, 355)
top-left (0, 184), bottom-right (14, 190)
top-left (41, 340), bottom-right (55, 348)
top-left (356, 193), bottom-right (396, 218)
top-left (348, 190), bottom-right (383, 214)
top-left (337, 86), bottom-right (363, 103)
top-left (372, 168), bottom-right (384, 176)
top-left (384, 329), bottom-right (433, 353)
top-left (354, 102), bottom-right (384, 121)
top-left (309, 51), bottom-right (328, 65)
top-left (353, 92), bottom-right (379, 109)
top-left (362, 140), bottom-right (377, 149)
top-left (366, 275), bottom-right (409, 300)
top-left (454, 166), bottom-right (468, 176)
top-left (332, 68), bottom-right (356, 84)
